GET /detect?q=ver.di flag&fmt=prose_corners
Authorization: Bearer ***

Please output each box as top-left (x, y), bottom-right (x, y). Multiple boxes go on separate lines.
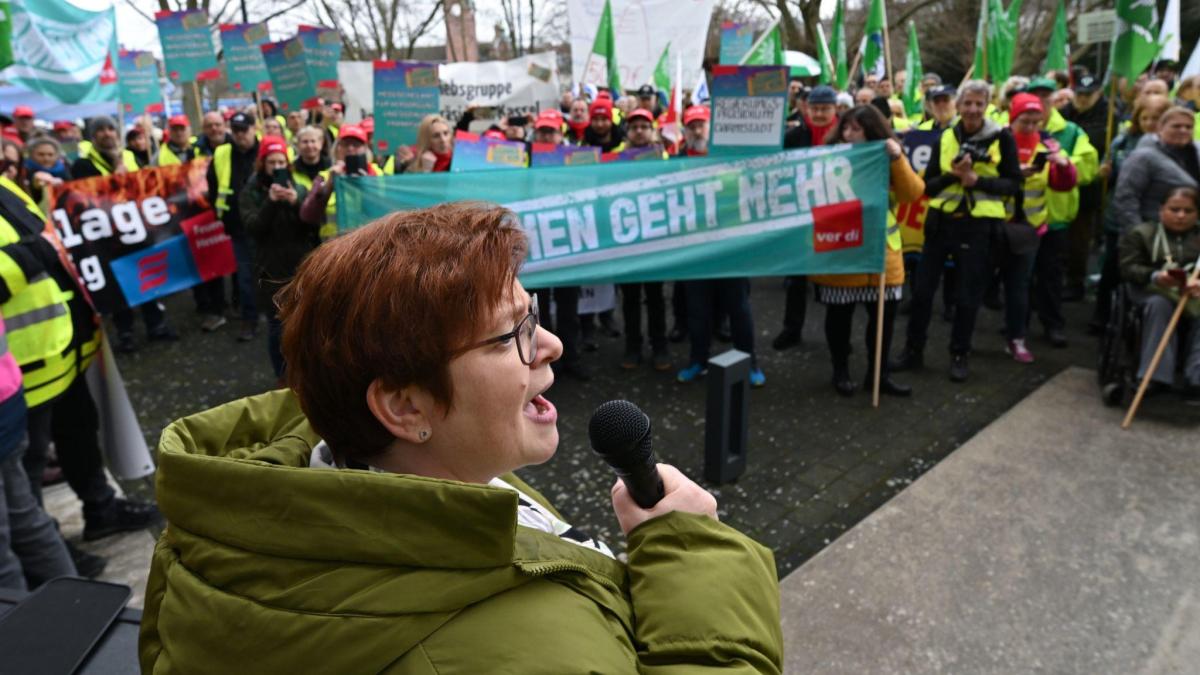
top-left (1111, 0), bottom-right (1160, 82)
top-left (582, 0), bottom-right (621, 93)
top-left (1043, 0), bottom-right (1068, 73)
top-left (0, 0), bottom-right (117, 104)
top-left (335, 143), bottom-right (891, 288)
top-left (902, 22), bottom-right (923, 117)
top-left (861, 0), bottom-right (886, 79)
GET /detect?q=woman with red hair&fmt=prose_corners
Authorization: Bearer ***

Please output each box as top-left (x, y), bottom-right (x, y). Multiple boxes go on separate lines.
top-left (141, 202), bottom-right (783, 673)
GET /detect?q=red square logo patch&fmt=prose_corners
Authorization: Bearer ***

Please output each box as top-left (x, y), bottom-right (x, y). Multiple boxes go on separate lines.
top-left (812, 199), bottom-right (864, 253)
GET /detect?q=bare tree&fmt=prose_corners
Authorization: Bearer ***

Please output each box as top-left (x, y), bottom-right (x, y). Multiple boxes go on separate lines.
top-left (308, 0), bottom-right (443, 60)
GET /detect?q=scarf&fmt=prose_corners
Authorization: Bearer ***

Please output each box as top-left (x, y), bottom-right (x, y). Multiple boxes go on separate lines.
top-left (1014, 130), bottom-right (1040, 164)
top-left (431, 150), bottom-right (452, 173)
top-left (567, 120), bottom-right (589, 140)
top-left (25, 158), bottom-right (69, 180)
top-left (806, 117), bottom-right (836, 145)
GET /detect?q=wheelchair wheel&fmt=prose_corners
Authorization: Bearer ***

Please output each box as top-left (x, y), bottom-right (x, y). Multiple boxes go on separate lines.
top-left (1101, 381), bottom-right (1126, 407)
top-left (1097, 288), bottom-right (1128, 393)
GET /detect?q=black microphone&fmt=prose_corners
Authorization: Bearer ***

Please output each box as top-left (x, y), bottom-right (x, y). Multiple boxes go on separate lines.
top-left (588, 400), bottom-right (665, 508)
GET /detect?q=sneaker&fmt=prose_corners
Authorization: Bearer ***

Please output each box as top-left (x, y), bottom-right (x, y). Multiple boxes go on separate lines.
top-left (82, 498), bottom-right (162, 542)
top-left (771, 329), bottom-right (801, 351)
top-left (65, 541), bottom-right (107, 579)
top-left (620, 351), bottom-right (641, 369)
top-left (148, 324), bottom-right (180, 342)
top-left (749, 367), bottom-right (766, 388)
top-left (890, 345), bottom-right (924, 372)
top-left (237, 319), bottom-right (258, 343)
top-left (651, 351), bottom-right (672, 372)
top-left (114, 332), bottom-right (137, 354)
top-left (676, 363), bottom-right (706, 383)
top-left (1006, 338), bottom-right (1035, 364)
top-left (200, 314), bottom-right (227, 332)
top-left (949, 353), bottom-right (970, 382)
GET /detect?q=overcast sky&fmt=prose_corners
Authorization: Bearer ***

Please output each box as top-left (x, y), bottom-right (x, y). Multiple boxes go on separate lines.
top-left (103, 0), bottom-right (838, 58)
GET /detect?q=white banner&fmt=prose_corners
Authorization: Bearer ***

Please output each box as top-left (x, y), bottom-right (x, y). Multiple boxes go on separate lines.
top-left (338, 52), bottom-right (560, 126)
top-left (568, 0), bottom-right (714, 93)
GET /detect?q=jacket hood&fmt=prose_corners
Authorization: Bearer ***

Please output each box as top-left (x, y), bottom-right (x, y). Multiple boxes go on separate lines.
top-left (144, 389), bottom-right (629, 672)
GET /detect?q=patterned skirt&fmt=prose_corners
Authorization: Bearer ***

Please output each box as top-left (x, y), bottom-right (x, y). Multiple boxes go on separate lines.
top-left (814, 283), bottom-right (903, 305)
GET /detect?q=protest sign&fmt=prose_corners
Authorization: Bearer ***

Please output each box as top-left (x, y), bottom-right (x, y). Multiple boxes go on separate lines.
top-left (262, 37), bottom-right (319, 112)
top-left (568, 0), bottom-right (715, 92)
top-left (719, 22), bottom-right (755, 65)
top-left (1, 0), bottom-right (118, 104)
top-left (438, 52), bottom-right (560, 124)
top-left (451, 132), bottom-right (528, 172)
top-left (117, 49), bottom-right (162, 115)
top-left (897, 129), bottom-right (939, 253)
top-left (297, 25), bottom-right (341, 100)
top-left (220, 23), bottom-right (272, 93)
top-left (46, 162), bottom-right (236, 314)
top-left (338, 142), bottom-right (890, 288)
top-left (373, 60), bottom-right (440, 154)
top-left (578, 285), bottom-right (617, 313)
top-left (710, 65), bottom-right (788, 153)
top-left (531, 143), bottom-right (601, 167)
top-left (155, 10), bottom-right (220, 83)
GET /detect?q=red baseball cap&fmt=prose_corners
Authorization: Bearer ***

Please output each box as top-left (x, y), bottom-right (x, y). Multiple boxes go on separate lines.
top-left (168, 114), bottom-right (190, 127)
top-left (683, 105), bottom-right (710, 125)
top-left (1009, 93), bottom-right (1044, 120)
top-left (589, 100), bottom-right (612, 119)
top-left (627, 108), bottom-right (655, 124)
top-left (534, 109), bottom-right (564, 130)
top-left (337, 124), bottom-right (368, 143)
top-left (12, 105), bottom-right (34, 118)
top-left (53, 120), bottom-right (76, 132)
top-left (257, 135), bottom-right (289, 161)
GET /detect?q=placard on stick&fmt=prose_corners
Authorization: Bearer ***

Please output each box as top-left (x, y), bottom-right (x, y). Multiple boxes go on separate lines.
top-left (261, 37), bottom-right (319, 112)
top-left (373, 61), bottom-right (440, 155)
top-left (117, 49), bottom-right (163, 115)
top-left (155, 10), bottom-right (220, 83)
top-left (220, 23), bottom-right (272, 93)
top-left (710, 65), bottom-right (788, 153)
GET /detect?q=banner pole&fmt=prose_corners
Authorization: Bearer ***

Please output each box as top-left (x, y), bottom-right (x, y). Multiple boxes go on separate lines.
top-left (872, 266), bottom-right (885, 408)
top-left (1100, 76), bottom-right (1118, 208)
top-left (848, 50), bottom-right (863, 85)
top-left (191, 80), bottom-right (204, 127)
top-left (1122, 259), bottom-right (1200, 429)
top-left (254, 90), bottom-right (265, 133)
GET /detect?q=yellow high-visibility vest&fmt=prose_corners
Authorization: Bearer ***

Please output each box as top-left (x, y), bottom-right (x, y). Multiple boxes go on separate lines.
top-left (927, 129), bottom-right (1010, 219)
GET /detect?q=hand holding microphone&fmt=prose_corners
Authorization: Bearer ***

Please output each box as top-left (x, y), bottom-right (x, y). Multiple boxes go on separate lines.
top-left (589, 400), bottom-right (719, 536)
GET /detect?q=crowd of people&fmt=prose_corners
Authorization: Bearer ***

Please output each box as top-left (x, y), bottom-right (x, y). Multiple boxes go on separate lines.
top-left (1, 57), bottom-right (1199, 595)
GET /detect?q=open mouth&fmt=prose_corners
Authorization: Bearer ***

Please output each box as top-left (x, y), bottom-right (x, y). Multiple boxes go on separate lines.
top-left (523, 388), bottom-right (557, 424)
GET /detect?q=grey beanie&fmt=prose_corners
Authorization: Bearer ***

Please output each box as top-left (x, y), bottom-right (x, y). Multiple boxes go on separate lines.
top-left (86, 115), bottom-right (117, 138)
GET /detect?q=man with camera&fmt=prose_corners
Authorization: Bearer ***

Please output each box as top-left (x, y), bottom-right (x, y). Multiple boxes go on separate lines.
top-left (893, 80), bottom-right (1023, 382)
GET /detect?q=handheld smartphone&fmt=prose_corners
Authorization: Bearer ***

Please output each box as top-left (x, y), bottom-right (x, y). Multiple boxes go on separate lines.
top-left (271, 167), bottom-right (292, 187)
top-left (507, 115), bottom-right (529, 128)
top-left (1028, 151), bottom-right (1049, 171)
top-left (345, 154), bottom-right (367, 175)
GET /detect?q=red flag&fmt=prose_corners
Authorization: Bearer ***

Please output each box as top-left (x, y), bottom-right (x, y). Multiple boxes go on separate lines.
top-left (99, 52), bottom-right (117, 85)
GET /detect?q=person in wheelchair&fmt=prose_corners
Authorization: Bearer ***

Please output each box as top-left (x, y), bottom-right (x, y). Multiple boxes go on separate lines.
top-left (1119, 187), bottom-right (1200, 401)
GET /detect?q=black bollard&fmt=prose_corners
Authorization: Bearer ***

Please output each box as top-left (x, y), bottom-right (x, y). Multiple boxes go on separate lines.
top-left (704, 349), bottom-right (750, 484)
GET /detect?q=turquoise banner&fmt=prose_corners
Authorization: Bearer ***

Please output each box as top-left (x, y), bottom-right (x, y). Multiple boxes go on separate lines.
top-left (155, 10), bottom-right (219, 83)
top-left (3, 0), bottom-right (118, 104)
top-left (219, 23), bottom-right (271, 93)
top-left (297, 25), bottom-right (340, 100)
top-left (117, 49), bottom-right (162, 115)
top-left (373, 60), bottom-right (439, 153)
top-left (261, 37), bottom-right (318, 112)
top-left (336, 143), bottom-right (891, 288)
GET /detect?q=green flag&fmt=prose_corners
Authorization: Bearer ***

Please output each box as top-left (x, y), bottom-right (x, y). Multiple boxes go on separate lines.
top-left (653, 42), bottom-right (671, 92)
top-left (973, 0), bottom-right (988, 79)
top-left (829, 0), bottom-right (849, 90)
top-left (815, 23), bottom-right (833, 86)
top-left (0, 0), bottom-right (12, 70)
top-left (1111, 0), bottom-right (1161, 81)
top-left (902, 22), bottom-right (923, 117)
top-left (584, 0), bottom-right (622, 93)
top-left (742, 22), bottom-right (783, 66)
top-left (987, 0), bottom-right (1014, 82)
top-left (1044, 0), bottom-right (1068, 72)
top-left (862, 0), bottom-right (886, 79)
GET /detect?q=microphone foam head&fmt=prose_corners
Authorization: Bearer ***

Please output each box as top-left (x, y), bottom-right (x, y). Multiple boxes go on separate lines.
top-left (588, 400), bottom-right (651, 460)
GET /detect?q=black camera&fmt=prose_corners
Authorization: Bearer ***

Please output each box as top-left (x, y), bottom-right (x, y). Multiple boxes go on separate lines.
top-left (953, 142), bottom-right (992, 165)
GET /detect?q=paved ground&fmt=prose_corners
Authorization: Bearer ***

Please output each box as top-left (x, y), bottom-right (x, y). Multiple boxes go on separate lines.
top-left (64, 275), bottom-right (1196, 594)
top-left (780, 367), bottom-right (1200, 674)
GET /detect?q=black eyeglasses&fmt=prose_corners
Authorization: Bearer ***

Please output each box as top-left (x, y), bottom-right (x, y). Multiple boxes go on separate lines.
top-left (455, 295), bottom-right (540, 365)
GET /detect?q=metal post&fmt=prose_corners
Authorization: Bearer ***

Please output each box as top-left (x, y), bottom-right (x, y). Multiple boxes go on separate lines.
top-left (704, 349), bottom-right (750, 484)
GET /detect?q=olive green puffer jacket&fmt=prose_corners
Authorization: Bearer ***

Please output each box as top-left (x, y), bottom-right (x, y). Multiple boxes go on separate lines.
top-left (139, 390), bottom-right (783, 674)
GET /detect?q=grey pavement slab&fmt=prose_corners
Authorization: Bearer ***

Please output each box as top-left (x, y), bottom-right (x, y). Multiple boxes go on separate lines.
top-left (779, 367), bottom-right (1200, 674)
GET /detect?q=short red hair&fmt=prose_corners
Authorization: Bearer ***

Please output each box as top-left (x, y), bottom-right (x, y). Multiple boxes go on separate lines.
top-left (278, 202), bottom-right (528, 461)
